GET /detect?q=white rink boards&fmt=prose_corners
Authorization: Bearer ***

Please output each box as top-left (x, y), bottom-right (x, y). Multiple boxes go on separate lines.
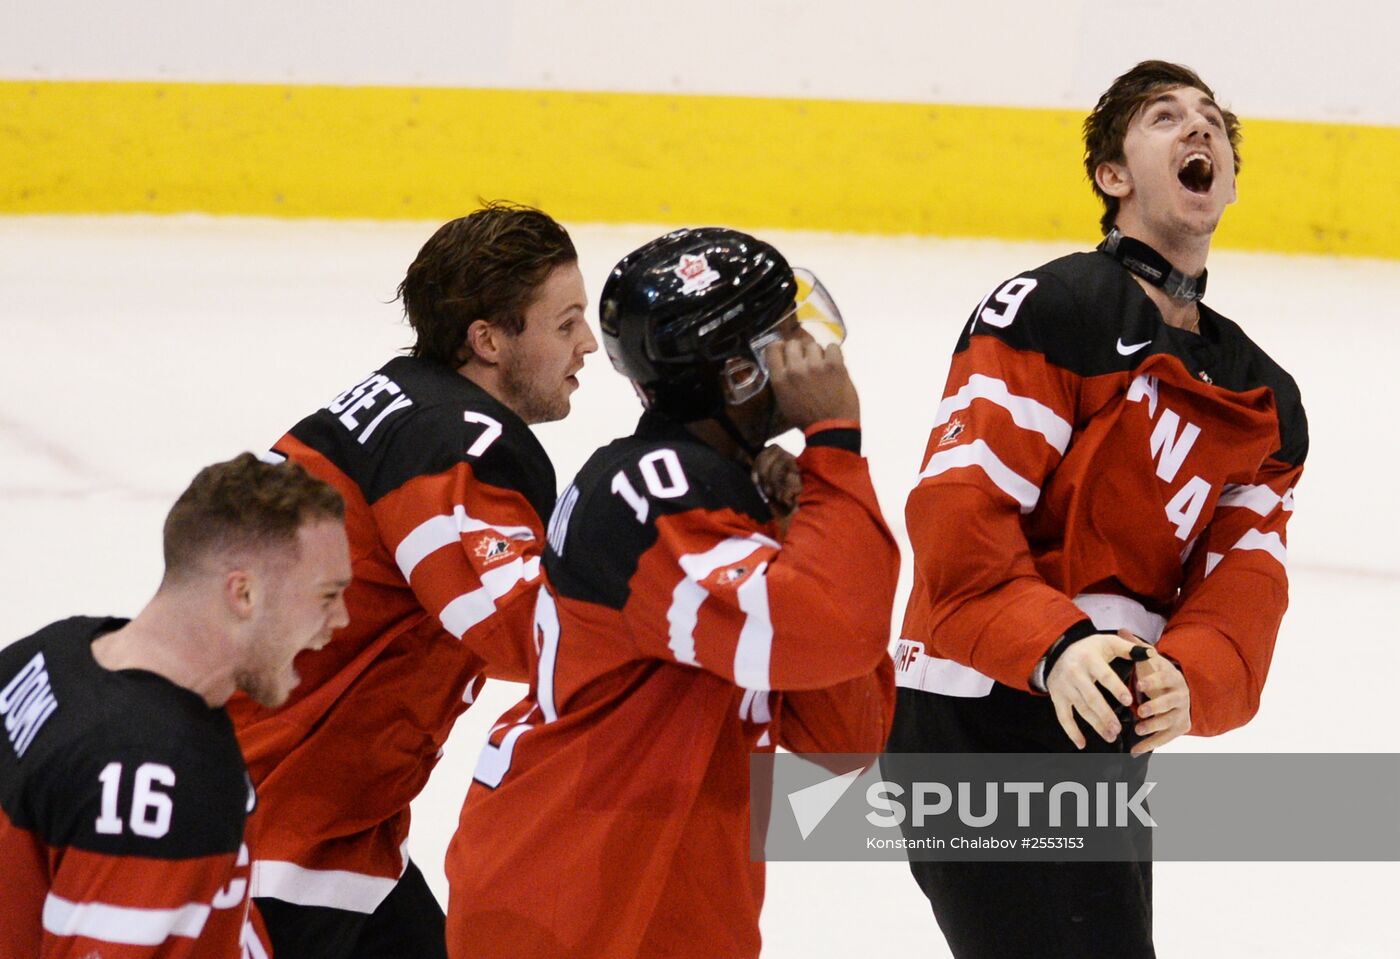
top-left (1, 216), bottom-right (1396, 957)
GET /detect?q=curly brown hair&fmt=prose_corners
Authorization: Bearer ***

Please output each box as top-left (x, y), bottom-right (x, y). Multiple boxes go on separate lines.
top-left (398, 201), bottom-right (577, 367)
top-left (162, 453), bottom-right (345, 581)
top-left (1083, 60), bottom-right (1242, 235)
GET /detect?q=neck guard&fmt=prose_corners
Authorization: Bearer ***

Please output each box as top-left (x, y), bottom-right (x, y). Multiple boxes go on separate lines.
top-left (1099, 228), bottom-right (1207, 302)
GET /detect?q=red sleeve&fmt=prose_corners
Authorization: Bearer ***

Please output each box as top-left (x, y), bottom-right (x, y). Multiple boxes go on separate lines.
top-left (40, 843), bottom-right (260, 958)
top-left (1158, 457), bottom-right (1301, 735)
top-left (623, 443), bottom-right (900, 691)
top-left (371, 463), bottom-right (546, 681)
top-left (902, 334), bottom-right (1090, 691)
top-left (774, 654), bottom-right (896, 754)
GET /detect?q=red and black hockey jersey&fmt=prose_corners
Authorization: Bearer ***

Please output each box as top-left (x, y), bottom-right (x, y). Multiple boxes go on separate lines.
top-left (895, 251), bottom-right (1307, 736)
top-left (0, 617), bottom-right (267, 958)
top-left (227, 356), bottom-right (556, 913)
top-left (443, 413), bottom-right (899, 959)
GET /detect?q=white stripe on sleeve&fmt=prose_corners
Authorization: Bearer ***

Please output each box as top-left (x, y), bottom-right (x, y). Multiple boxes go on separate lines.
top-left (251, 860), bottom-right (397, 914)
top-left (918, 439), bottom-right (1041, 513)
top-left (438, 556), bottom-right (541, 639)
top-left (667, 535), bottom-right (779, 669)
top-left (934, 374), bottom-right (1073, 454)
top-left (1217, 483), bottom-right (1281, 516)
top-left (732, 562), bottom-right (774, 690)
top-left (394, 505), bottom-right (536, 582)
top-left (1231, 529), bottom-right (1288, 568)
top-left (42, 894), bottom-right (210, 946)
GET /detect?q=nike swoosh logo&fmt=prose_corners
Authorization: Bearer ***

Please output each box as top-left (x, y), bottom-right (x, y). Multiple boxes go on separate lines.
top-left (1116, 338), bottom-right (1151, 355)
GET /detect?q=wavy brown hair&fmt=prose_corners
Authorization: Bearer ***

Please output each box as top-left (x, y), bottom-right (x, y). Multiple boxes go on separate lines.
top-left (398, 201), bottom-right (577, 367)
top-left (1083, 60), bottom-right (1242, 235)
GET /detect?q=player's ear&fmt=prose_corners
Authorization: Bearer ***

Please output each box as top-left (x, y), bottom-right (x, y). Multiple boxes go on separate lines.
top-left (1095, 160), bottom-right (1132, 199)
top-left (463, 319), bottom-right (504, 366)
top-left (223, 569), bottom-right (256, 619)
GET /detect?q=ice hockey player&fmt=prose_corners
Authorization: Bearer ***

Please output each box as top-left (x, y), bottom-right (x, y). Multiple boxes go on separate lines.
top-left (888, 60), bottom-right (1307, 957)
top-left (443, 226), bottom-right (900, 958)
top-left (0, 453), bottom-right (350, 957)
top-left (230, 202), bottom-right (597, 958)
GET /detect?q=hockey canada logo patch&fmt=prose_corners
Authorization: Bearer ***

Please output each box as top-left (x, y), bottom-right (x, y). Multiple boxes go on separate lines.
top-left (719, 564), bottom-right (749, 584)
top-left (472, 534), bottom-right (515, 566)
top-left (938, 417), bottom-right (966, 447)
top-left (706, 563), bottom-right (754, 590)
top-left (674, 253), bottom-right (722, 295)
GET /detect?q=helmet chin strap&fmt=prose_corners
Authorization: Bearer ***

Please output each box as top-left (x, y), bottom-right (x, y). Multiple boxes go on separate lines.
top-left (716, 409), bottom-right (766, 461)
top-left (715, 386), bottom-right (780, 462)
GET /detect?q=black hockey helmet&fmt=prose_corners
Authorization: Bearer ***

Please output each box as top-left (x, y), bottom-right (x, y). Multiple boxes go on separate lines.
top-left (600, 227), bottom-right (843, 421)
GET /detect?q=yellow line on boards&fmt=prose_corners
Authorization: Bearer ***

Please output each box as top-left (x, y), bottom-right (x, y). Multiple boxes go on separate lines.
top-left (3, 81), bottom-right (1397, 259)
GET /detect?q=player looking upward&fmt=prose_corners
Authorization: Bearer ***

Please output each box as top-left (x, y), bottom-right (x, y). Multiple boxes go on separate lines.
top-left (443, 227), bottom-right (899, 958)
top-left (887, 61), bottom-right (1307, 957)
top-left (0, 453), bottom-right (350, 958)
top-left (230, 202), bottom-right (597, 958)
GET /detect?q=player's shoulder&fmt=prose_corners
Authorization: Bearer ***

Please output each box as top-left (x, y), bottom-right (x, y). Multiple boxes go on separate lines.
top-left (1, 621), bottom-right (250, 858)
top-left (386, 357), bottom-right (556, 504)
top-left (1203, 310), bottom-right (1309, 466)
top-left (580, 413), bottom-right (768, 520)
top-left (1, 617), bottom-right (119, 760)
top-left (960, 253), bottom-right (1119, 346)
top-left (286, 356), bottom-right (556, 516)
top-left (957, 251), bottom-right (1159, 376)
top-left (545, 413), bottom-right (770, 607)
top-left (32, 699), bottom-right (249, 859)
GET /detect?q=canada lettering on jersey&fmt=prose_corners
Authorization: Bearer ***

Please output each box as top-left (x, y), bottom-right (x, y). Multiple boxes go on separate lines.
top-left (1126, 373), bottom-right (1212, 540)
top-left (326, 372), bottom-right (414, 444)
top-left (1, 652), bottom-right (58, 757)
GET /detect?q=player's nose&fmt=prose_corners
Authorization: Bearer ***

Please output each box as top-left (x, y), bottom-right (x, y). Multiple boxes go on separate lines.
top-left (329, 595), bottom-right (350, 631)
top-left (578, 322), bottom-right (599, 356)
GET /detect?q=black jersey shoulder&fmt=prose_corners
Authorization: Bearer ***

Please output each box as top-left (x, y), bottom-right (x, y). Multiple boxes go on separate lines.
top-left (545, 412), bottom-right (771, 610)
top-left (1194, 310), bottom-right (1309, 467)
top-left (0, 617), bottom-right (250, 859)
top-left (955, 252), bottom-right (1160, 377)
top-left (959, 251), bottom-right (1241, 378)
top-left (281, 355), bottom-right (557, 520)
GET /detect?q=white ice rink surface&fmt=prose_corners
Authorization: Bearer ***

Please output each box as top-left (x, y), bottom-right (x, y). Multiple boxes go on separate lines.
top-left (2, 216), bottom-right (1396, 957)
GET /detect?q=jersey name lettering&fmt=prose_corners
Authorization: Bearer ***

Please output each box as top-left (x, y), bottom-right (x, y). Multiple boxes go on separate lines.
top-left (1, 652), bottom-right (58, 758)
top-left (327, 373), bottom-right (414, 445)
top-left (547, 485), bottom-right (580, 556)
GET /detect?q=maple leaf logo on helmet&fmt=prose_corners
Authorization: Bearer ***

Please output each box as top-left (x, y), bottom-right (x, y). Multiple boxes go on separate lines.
top-left (674, 253), bottom-right (722, 295)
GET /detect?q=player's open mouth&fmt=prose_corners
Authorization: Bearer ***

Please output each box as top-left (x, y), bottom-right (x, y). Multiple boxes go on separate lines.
top-left (1178, 152), bottom-right (1214, 194)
